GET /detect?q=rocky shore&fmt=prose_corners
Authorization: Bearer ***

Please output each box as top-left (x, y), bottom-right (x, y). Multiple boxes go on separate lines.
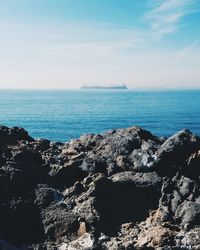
top-left (0, 125), bottom-right (200, 249)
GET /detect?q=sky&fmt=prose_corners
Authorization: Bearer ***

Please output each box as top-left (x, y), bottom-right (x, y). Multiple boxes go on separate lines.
top-left (0, 0), bottom-right (200, 89)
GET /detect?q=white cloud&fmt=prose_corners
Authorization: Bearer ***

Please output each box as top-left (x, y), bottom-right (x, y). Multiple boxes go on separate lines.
top-left (41, 23), bottom-right (142, 59)
top-left (145, 0), bottom-right (199, 39)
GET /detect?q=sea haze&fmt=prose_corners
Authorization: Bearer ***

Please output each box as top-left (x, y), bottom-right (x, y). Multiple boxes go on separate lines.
top-left (0, 89), bottom-right (199, 142)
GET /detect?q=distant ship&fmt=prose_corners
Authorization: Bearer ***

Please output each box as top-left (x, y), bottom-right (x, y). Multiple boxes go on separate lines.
top-left (80, 84), bottom-right (128, 89)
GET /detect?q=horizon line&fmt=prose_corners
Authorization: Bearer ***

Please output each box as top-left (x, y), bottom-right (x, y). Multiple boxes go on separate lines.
top-left (0, 87), bottom-right (200, 91)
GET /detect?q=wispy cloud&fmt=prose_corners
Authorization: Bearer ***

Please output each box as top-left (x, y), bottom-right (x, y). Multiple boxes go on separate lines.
top-left (42, 23), bottom-right (142, 58)
top-left (145, 0), bottom-right (199, 39)
top-left (176, 40), bottom-right (200, 61)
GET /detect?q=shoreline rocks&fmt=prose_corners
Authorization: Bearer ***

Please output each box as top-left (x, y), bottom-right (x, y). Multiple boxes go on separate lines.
top-left (0, 125), bottom-right (200, 249)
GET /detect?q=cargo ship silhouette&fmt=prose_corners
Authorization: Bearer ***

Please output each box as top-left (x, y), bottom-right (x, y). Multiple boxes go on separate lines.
top-left (80, 84), bottom-right (128, 89)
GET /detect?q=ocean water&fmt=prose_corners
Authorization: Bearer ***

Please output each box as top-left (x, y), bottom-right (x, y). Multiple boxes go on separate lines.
top-left (0, 89), bottom-right (199, 142)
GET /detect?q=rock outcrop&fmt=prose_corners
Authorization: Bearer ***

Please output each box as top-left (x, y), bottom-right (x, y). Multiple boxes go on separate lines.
top-left (0, 125), bottom-right (200, 249)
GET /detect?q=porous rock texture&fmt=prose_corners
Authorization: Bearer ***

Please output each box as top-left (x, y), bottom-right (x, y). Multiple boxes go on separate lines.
top-left (0, 125), bottom-right (200, 249)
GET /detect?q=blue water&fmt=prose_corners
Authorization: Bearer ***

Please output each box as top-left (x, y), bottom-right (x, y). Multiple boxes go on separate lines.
top-left (0, 90), bottom-right (199, 142)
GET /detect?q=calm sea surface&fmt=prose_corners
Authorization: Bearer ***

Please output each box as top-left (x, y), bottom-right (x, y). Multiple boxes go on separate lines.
top-left (0, 90), bottom-right (199, 142)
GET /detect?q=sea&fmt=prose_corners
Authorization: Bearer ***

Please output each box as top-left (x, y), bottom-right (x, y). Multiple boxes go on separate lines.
top-left (0, 89), bottom-right (199, 142)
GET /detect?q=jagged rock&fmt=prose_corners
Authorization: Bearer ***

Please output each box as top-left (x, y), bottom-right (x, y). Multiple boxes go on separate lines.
top-left (136, 226), bottom-right (174, 248)
top-left (129, 149), bottom-right (156, 171)
top-left (0, 125), bottom-right (200, 249)
top-left (0, 125), bottom-right (34, 144)
top-left (175, 201), bottom-right (200, 227)
top-left (135, 209), bottom-right (177, 248)
top-left (32, 139), bottom-right (51, 153)
top-left (111, 171), bottom-right (162, 188)
top-left (40, 203), bottom-right (79, 243)
top-left (184, 150), bottom-right (200, 179)
top-left (35, 185), bottom-right (79, 243)
top-left (177, 176), bottom-right (198, 199)
top-left (80, 153), bottom-right (107, 174)
top-left (155, 129), bottom-right (200, 174)
top-left (67, 233), bottom-right (95, 250)
top-left (35, 184), bottom-right (63, 209)
top-left (175, 228), bottom-right (200, 249)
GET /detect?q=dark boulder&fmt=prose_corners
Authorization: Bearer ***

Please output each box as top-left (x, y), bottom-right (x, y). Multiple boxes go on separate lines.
top-left (92, 172), bottom-right (162, 236)
top-left (35, 185), bottom-right (79, 243)
top-left (39, 203), bottom-right (79, 243)
top-left (0, 198), bottom-right (44, 245)
top-left (48, 161), bottom-right (87, 189)
top-left (34, 184), bottom-right (63, 209)
top-left (0, 165), bottom-right (27, 200)
top-left (184, 150), bottom-right (200, 179)
top-left (155, 129), bottom-right (200, 174)
top-left (0, 125), bottom-right (34, 145)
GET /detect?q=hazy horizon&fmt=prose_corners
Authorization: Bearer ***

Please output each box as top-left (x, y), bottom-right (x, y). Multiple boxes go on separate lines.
top-left (1, 86), bottom-right (200, 91)
top-left (0, 0), bottom-right (200, 89)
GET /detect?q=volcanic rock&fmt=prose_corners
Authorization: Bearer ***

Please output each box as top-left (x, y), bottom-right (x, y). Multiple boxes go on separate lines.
top-left (0, 124), bottom-right (200, 249)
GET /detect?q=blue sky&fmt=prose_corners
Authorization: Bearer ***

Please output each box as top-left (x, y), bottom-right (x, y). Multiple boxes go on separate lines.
top-left (0, 0), bottom-right (200, 89)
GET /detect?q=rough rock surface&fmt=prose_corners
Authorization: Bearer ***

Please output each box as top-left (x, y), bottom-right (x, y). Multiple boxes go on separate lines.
top-left (0, 125), bottom-right (200, 249)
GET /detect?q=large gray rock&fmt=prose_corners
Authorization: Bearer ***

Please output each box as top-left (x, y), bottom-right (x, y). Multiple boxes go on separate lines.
top-left (175, 201), bottom-right (200, 227)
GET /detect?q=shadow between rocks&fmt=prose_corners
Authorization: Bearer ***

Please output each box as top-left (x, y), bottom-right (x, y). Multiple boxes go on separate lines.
top-left (94, 181), bottom-right (161, 236)
top-left (0, 200), bottom-right (45, 246)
